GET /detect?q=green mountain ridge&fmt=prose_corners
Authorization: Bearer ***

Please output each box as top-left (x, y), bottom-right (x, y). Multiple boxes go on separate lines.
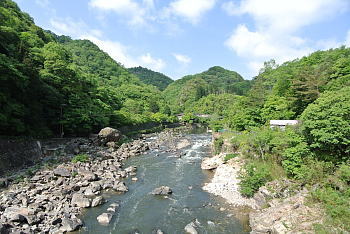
top-left (128, 66), bottom-right (173, 91)
top-left (164, 66), bottom-right (251, 113)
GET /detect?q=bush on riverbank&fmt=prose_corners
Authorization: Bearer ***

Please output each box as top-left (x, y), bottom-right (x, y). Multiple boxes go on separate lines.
top-left (239, 161), bottom-right (272, 197)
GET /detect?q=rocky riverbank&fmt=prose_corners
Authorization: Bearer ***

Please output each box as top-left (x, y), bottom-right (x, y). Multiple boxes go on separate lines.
top-left (201, 135), bottom-right (325, 233)
top-left (0, 127), bottom-right (153, 233)
top-left (202, 154), bottom-right (258, 209)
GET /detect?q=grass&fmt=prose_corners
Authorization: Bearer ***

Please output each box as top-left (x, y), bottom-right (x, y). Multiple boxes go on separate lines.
top-left (71, 154), bottom-right (90, 163)
top-left (224, 153), bottom-right (238, 162)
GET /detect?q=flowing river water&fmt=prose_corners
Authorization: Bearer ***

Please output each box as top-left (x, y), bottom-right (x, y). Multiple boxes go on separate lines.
top-left (79, 129), bottom-right (249, 234)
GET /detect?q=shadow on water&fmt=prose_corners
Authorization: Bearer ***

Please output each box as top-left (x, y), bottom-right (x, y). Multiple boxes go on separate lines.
top-left (79, 127), bottom-right (249, 234)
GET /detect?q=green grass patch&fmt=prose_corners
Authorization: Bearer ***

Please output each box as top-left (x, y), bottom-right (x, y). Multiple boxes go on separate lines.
top-left (224, 153), bottom-right (238, 162)
top-left (71, 154), bottom-right (90, 163)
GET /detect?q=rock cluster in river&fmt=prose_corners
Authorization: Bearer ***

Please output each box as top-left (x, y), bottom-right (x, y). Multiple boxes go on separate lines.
top-left (0, 127), bottom-right (150, 233)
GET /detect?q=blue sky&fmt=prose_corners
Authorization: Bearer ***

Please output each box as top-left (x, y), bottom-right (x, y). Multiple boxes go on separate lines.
top-left (15, 0), bottom-right (350, 80)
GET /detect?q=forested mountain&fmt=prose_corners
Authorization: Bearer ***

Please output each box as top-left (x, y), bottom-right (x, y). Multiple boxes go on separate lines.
top-left (220, 47), bottom-right (350, 131)
top-left (128, 66), bottom-right (173, 91)
top-left (0, 0), bottom-right (172, 137)
top-left (163, 66), bottom-right (251, 113)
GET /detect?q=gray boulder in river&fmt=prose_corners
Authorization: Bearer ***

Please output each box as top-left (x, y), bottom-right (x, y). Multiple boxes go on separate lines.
top-left (151, 186), bottom-right (172, 195)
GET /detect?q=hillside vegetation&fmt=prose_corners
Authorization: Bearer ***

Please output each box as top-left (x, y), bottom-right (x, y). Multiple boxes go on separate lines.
top-left (0, 0), bottom-right (173, 137)
top-left (128, 66), bottom-right (173, 91)
top-left (164, 66), bottom-right (251, 113)
top-left (210, 48), bottom-right (350, 232)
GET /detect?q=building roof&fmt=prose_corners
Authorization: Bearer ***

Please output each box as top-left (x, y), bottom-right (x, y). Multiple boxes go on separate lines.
top-left (270, 120), bottom-right (299, 126)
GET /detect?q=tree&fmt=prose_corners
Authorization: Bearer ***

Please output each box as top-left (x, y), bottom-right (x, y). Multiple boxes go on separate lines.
top-left (301, 87), bottom-right (350, 160)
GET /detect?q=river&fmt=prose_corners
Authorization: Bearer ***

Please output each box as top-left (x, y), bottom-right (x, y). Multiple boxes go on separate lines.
top-left (79, 128), bottom-right (249, 233)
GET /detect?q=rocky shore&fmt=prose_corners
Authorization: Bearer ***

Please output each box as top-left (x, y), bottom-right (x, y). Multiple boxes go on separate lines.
top-left (0, 127), bottom-right (152, 233)
top-left (202, 154), bottom-right (258, 209)
top-left (201, 136), bottom-right (324, 233)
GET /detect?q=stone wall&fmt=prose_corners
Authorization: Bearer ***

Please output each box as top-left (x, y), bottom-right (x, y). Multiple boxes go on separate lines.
top-left (0, 139), bottom-right (42, 175)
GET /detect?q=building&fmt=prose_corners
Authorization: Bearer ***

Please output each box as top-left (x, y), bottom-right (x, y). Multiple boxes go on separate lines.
top-left (270, 120), bottom-right (300, 130)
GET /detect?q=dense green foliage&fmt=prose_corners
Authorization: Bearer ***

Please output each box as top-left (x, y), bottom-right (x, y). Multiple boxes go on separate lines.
top-left (164, 66), bottom-right (251, 113)
top-left (239, 162), bottom-right (272, 197)
top-left (301, 86), bottom-right (350, 160)
top-left (128, 66), bottom-right (173, 91)
top-left (0, 0), bottom-right (173, 136)
top-left (211, 48), bottom-right (350, 231)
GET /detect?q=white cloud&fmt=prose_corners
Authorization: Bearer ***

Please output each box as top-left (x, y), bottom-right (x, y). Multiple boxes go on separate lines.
top-left (50, 18), bottom-right (103, 39)
top-left (164, 0), bottom-right (217, 24)
top-left (234, 0), bottom-right (348, 33)
top-left (173, 53), bottom-right (192, 64)
top-left (89, 0), bottom-right (149, 26)
top-left (224, 0), bottom-right (350, 76)
top-left (49, 18), bottom-right (165, 71)
top-left (139, 53), bottom-right (165, 71)
top-left (83, 36), bottom-right (139, 68)
top-left (225, 24), bottom-right (312, 62)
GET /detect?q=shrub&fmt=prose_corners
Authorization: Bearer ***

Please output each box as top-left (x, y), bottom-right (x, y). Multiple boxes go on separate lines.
top-left (239, 162), bottom-right (272, 197)
top-left (337, 163), bottom-right (350, 183)
top-left (224, 153), bottom-right (238, 162)
top-left (294, 158), bottom-right (333, 185)
top-left (310, 163), bottom-right (350, 231)
top-left (214, 137), bottom-right (224, 154)
top-left (282, 142), bottom-right (311, 177)
top-left (71, 154), bottom-right (90, 163)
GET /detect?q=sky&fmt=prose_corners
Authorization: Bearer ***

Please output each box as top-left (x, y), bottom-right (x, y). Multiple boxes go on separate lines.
top-left (14, 0), bottom-right (350, 80)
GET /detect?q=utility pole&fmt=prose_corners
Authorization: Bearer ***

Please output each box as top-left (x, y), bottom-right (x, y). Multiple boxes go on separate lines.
top-left (60, 104), bottom-right (66, 138)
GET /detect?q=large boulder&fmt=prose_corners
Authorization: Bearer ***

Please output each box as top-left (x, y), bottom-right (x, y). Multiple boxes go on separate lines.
top-left (91, 196), bottom-right (105, 207)
top-left (53, 167), bottom-right (71, 177)
top-left (113, 181), bottom-right (128, 192)
top-left (201, 155), bottom-right (223, 170)
top-left (3, 207), bottom-right (30, 223)
top-left (60, 218), bottom-right (83, 232)
top-left (97, 213), bottom-right (113, 224)
top-left (71, 193), bottom-right (91, 208)
top-left (78, 169), bottom-right (98, 182)
top-left (95, 127), bottom-right (122, 146)
top-left (151, 186), bottom-right (172, 195)
top-left (184, 222), bottom-right (198, 234)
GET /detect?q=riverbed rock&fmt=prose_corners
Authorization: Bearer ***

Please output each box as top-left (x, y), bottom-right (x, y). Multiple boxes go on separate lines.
top-left (3, 206), bottom-right (30, 223)
top-left (107, 203), bottom-right (119, 213)
top-left (53, 167), bottom-right (71, 177)
top-left (91, 196), bottom-right (105, 207)
top-left (97, 213), bottom-right (113, 224)
top-left (113, 181), bottom-right (128, 192)
top-left (71, 193), bottom-right (91, 208)
top-left (249, 190), bottom-right (324, 234)
top-left (78, 169), bottom-right (98, 182)
top-left (201, 155), bottom-right (223, 170)
top-left (176, 139), bottom-right (191, 149)
top-left (60, 217), bottom-right (83, 232)
top-left (151, 186), bottom-right (172, 195)
top-left (184, 222), bottom-right (198, 234)
top-left (0, 223), bottom-right (12, 234)
top-left (96, 127), bottom-right (122, 146)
